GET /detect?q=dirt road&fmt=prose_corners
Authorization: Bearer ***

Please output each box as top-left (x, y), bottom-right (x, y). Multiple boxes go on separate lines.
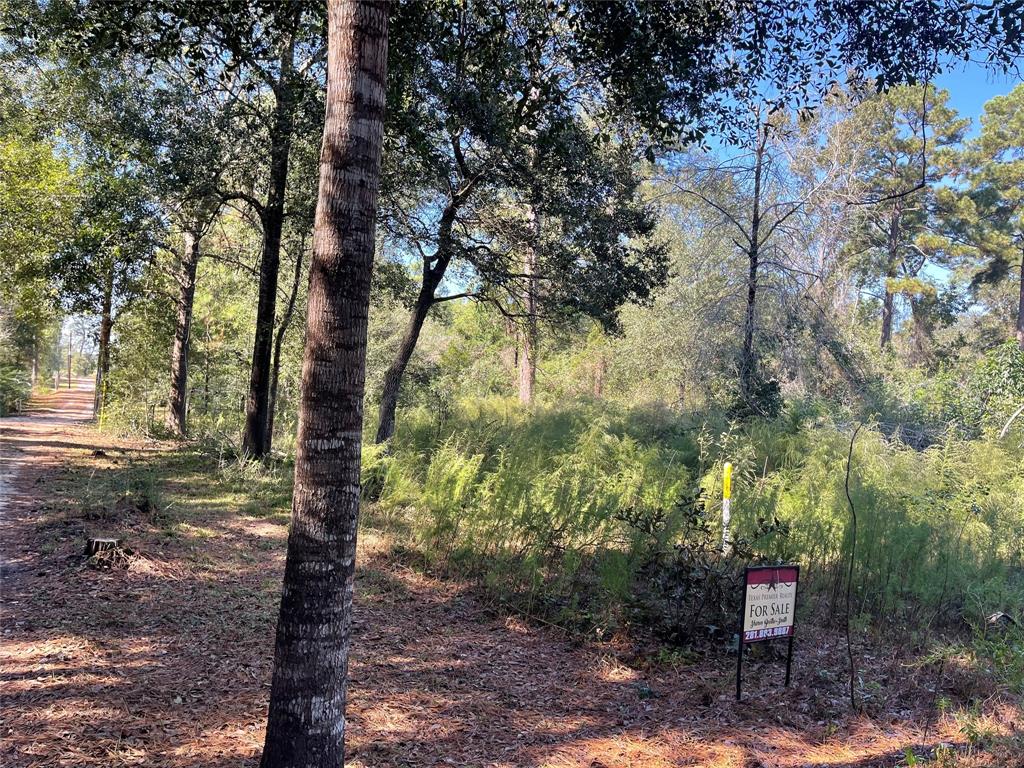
top-left (1, 379), bottom-right (96, 584)
top-left (0, 385), bottom-right (1017, 767)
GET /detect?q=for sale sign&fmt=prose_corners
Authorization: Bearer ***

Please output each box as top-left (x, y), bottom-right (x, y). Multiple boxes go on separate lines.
top-left (736, 564), bottom-right (800, 700)
top-left (742, 565), bottom-right (798, 642)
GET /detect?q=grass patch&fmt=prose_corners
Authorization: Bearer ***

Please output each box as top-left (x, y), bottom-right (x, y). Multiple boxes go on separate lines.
top-left (172, 522), bottom-right (220, 539)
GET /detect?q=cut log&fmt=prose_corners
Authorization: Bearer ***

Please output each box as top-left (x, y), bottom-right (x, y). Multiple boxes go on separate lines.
top-left (988, 611), bottom-right (1018, 628)
top-left (85, 538), bottom-right (121, 557)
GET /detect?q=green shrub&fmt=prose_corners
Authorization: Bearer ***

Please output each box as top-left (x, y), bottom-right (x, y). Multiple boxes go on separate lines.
top-left (629, 490), bottom-right (787, 645)
top-left (0, 364), bottom-right (30, 415)
top-left (366, 397), bottom-right (1024, 637)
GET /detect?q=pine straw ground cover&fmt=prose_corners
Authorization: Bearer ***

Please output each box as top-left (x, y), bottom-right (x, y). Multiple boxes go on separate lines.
top-left (1, 388), bottom-right (1021, 768)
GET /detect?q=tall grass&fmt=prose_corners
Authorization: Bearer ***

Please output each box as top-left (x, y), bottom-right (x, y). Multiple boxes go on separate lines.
top-left (365, 397), bottom-right (1024, 635)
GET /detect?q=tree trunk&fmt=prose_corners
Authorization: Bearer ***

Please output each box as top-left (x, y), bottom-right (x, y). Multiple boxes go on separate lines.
top-left (880, 206), bottom-right (902, 350)
top-left (375, 281), bottom-right (436, 443)
top-left (242, 32), bottom-right (297, 459)
top-left (517, 309), bottom-right (537, 405)
top-left (518, 207), bottom-right (539, 405)
top-left (1016, 247), bottom-right (1023, 350)
top-left (879, 283), bottom-right (895, 349)
top-left (94, 265), bottom-right (114, 416)
top-left (740, 244), bottom-right (760, 402)
top-left (259, 3), bottom-right (388, 767)
top-left (908, 295), bottom-right (933, 365)
top-left (499, 317), bottom-right (518, 379)
top-left (166, 229), bottom-right (201, 436)
top-left (374, 203), bottom-right (460, 444)
top-left (739, 129), bottom-right (765, 405)
top-left (203, 321), bottom-right (211, 415)
top-left (593, 353), bottom-right (605, 398)
top-left (265, 248), bottom-right (304, 454)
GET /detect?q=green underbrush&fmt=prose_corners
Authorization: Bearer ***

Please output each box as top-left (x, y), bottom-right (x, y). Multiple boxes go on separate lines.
top-left (0, 363), bottom-right (30, 415)
top-left (365, 396), bottom-right (1024, 642)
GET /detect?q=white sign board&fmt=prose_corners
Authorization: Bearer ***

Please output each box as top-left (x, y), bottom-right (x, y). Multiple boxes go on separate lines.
top-left (741, 566), bottom-right (798, 643)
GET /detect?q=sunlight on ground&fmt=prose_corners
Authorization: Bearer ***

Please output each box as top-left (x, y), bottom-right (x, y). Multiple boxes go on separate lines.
top-left (3, 388), bottom-right (1022, 768)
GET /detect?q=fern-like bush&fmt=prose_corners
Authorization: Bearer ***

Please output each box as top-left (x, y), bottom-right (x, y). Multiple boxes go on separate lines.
top-left (365, 396), bottom-right (1024, 639)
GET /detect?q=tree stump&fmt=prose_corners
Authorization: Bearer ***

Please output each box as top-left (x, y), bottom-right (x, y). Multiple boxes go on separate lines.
top-left (85, 537), bottom-right (121, 557)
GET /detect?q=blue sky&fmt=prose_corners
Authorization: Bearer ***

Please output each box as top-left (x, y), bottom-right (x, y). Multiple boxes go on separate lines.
top-left (935, 63), bottom-right (1022, 134)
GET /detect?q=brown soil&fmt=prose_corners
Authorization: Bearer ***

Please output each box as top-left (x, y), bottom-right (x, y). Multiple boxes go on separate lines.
top-left (1, 384), bottom-right (1019, 767)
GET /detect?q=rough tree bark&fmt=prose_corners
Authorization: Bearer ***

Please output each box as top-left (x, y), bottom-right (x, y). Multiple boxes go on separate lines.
top-left (242, 30), bottom-right (297, 458)
top-left (264, 247), bottom-right (304, 454)
top-left (165, 229), bottom-right (201, 436)
top-left (259, 2), bottom-right (388, 767)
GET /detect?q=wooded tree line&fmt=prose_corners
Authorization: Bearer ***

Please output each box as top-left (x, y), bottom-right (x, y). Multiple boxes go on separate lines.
top-left (2, 1), bottom-right (1024, 765)
top-left (3, 3), bottom-right (1023, 435)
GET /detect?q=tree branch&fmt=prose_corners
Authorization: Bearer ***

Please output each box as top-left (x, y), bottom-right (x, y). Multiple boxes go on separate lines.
top-left (217, 188), bottom-right (265, 218)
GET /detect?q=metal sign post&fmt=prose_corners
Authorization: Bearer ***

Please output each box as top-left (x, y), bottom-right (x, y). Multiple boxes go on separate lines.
top-left (721, 462), bottom-right (733, 554)
top-left (736, 564), bottom-right (800, 701)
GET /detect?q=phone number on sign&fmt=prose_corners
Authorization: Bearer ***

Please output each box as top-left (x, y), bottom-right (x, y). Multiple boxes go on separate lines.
top-left (743, 625), bottom-right (793, 641)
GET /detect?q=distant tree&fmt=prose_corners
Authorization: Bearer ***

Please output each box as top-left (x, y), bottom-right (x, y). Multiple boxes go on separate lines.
top-left (954, 85), bottom-right (1024, 349)
top-left (164, 218), bottom-right (211, 437)
top-left (660, 100), bottom-right (852, 411)
top-left (0, 47), bottom-right (162, 409)
top-left (151, 84), bottom-right (226, 436)
top-left (373, 0), bottom-right (691, 441)
top-left (32, 0), bottom-right (327, 454)
top-left (51, 169), bottom-right (161, 411)
top-left (841, 85), bottom-right (968, 353)
top-left (265, 229), bottom-right (309, 449)
top-left (0, 74), bottom-right (78, 383)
